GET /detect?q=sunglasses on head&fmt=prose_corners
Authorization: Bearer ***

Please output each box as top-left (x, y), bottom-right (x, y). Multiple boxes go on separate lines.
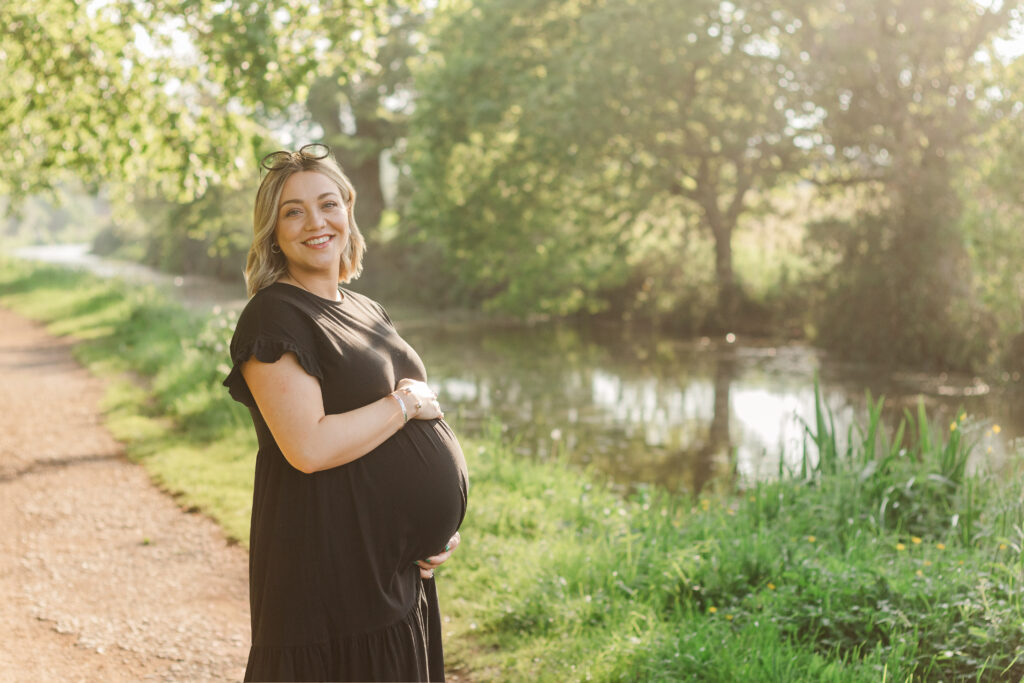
top-left (259, 143), bottom-right (331, 172)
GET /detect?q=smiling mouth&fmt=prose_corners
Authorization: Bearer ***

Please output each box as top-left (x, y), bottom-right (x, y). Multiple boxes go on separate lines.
top-left (302, 235), bottom-right (333, 247)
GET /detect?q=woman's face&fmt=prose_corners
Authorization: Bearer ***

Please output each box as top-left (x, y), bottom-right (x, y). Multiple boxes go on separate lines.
top-left (274, 171), bottom-right (350, 278)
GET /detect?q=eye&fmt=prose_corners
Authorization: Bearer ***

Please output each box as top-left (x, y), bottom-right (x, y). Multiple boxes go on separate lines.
top-left (284, 208), bottom-right (302, 217)
top-left (322, 201), bottom-right (339, 210)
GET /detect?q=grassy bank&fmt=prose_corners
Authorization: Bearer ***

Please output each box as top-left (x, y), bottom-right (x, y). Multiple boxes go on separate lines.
top-left (2, 257), bottom-right (1022, 681)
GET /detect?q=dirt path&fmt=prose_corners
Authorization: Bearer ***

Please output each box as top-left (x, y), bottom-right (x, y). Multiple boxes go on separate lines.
top-left (0, 307), bottom-right (250, 681)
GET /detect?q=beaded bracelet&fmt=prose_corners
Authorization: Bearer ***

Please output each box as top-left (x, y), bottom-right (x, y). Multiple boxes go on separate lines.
top-left (389, 391), bottom-right (408, 424)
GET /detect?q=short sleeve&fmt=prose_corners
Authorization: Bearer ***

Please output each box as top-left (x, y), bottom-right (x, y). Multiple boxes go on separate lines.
top-left (222, 291), bottom-right (324, 408)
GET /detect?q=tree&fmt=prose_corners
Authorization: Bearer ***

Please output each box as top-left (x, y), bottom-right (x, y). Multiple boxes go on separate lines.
top-left (956, 49), bottom-right (1024, 369)
top-left (408, 0), bottom-right (809, 324)
top-left (1, 0), bottom-right (261, 204)
top-left (407, 0), bottom-right (613, 314)
top-left (1, 0), bottom-right (409, 206)
top-left (569, 0), bottom-right (809, 328)
top-left (793, 0), bottom-right (1016, 368)
top-left (2, 0), bottom-right (427, 282)
top-left (307, 3), bottom-right (428, 230)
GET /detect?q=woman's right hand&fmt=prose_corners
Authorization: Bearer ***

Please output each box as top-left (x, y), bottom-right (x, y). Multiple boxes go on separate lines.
top-left (396, 378), bottom-right (443, 420)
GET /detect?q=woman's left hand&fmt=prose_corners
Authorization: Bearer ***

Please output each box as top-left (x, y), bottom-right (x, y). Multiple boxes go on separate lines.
top-left (415, 531), bottom-right (461, 579)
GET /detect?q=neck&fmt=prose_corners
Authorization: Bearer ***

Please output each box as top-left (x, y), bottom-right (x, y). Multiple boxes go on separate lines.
top-left (282, 270), bottom-right (343, 302)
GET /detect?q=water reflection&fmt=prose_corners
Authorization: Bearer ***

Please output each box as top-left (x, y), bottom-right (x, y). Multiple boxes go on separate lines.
top-left (404, 320), bottom-right (1020, 494)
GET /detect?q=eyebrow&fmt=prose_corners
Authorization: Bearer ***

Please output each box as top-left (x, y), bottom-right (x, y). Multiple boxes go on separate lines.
top-left (280, 192), bottom-right (341, 208)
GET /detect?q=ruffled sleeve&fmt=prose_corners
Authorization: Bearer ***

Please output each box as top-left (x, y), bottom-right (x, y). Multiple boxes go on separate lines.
top-left (222, 290), bottom-right (324, 408)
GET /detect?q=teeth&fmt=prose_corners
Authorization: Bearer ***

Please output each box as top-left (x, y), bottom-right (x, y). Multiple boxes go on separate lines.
top-left (304, 235), bottom-right (331, 246)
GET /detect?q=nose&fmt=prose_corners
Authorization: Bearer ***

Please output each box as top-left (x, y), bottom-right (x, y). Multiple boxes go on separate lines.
top-left (307, 207), bottom-right (326, 229)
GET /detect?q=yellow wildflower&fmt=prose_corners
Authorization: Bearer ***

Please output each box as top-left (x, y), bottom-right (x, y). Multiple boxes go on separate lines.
top-left (959, 412), bottom-right (967, 422)
top-left (950, 422), bottom-right (957, 432)
top-left (896, 543), bottom-right (906, 551)
top-left (767, 582), bottom-right (776, 591)
top-left (911, 536), bottom-right (922, 545)
top-left (708, 606), bottom-right (717, 614)
top-left (916, 570), bottom-right (924, 577)
top-left (725, 614), bottom-right (734, 621)
top-left (936, 543), bottom-right (946, 550)
top-left (993, 424), bottom-right (1002, 434)
top-left (923, 560), bottom-right (932, 567)
top-left (807, 535), bottom-right (816, 543)
top-left (999, 543), bottom-right (1008, 551)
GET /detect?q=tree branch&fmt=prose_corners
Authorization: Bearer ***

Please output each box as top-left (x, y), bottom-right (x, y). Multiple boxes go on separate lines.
top-left (804, 171), bottom-right (889, 188)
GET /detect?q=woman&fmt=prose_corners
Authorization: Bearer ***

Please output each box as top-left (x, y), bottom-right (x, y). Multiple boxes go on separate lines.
top-left (223, 143), bottom-right (468, 682)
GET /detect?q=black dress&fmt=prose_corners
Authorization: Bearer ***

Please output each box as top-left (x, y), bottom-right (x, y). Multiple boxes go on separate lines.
top-left (223, 282), bottom-right (469, 682)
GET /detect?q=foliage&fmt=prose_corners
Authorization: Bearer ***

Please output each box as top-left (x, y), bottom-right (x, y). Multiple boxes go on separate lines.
top-left (3, 258), bottom-right (1023, 681)
top-left (7, 0), bottom-right (1024, 372)
top-left (794, 0), bottom-right (1014, 370)
top-left (957, 54), bottom-right (1024, 372)
top-left (1, 183), bottom-right (110, 246)
top-left (442, 395), bottom-right (1023, 680)
top-left (407, 0), bottom-right (810, 322)
top-left (93, 180), bottom-right (256, 279)
top-left (404, 0), bottom-right (1024, 367)
top-left (2, 0), bottom-right (259, 203)
top-left (308, 1), bottom-right (430, 230)
top-left (2, 0), bottom-right (434, 286)
top-left (0, 0), bottom-right (412, 206)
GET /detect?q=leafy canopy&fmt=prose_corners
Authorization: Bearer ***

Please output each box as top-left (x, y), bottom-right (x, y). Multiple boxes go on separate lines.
top-left (1, 0), bottom-right (412, 204)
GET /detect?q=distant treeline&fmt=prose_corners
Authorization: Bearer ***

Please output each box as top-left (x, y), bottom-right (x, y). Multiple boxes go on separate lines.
top-left (4, 0), bottom-right (1024, 371)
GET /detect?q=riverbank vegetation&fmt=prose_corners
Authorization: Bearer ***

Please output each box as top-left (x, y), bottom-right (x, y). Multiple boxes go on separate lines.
top-left (2, 258), bottom-right (1021, 680)
top-left (5, 1), bottom-right (1024, 373)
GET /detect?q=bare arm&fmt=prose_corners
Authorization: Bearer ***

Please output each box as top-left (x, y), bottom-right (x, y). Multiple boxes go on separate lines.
top-left (241, 351), bottom-right (440, 474)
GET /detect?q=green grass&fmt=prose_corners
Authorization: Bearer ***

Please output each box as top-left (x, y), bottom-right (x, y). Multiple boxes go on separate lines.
top-left (2, 256), bottom-right (1022, 681)
top-left (444, 417), bottom-right (1023, 681)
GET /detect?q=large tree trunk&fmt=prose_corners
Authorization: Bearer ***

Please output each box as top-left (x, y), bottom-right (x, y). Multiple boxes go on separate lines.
top-left (334, 144), bottom-right (384, 231)
top-left (306, 78), bottom-right (386, 230)
top-left (712, 224), bottom-right (737, 331)
top-left (693, 157), bottom-right (747, 332)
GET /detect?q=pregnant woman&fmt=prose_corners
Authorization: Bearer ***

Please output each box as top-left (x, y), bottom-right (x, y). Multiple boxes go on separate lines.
top-left (223, 144), bottom-right (468, 682)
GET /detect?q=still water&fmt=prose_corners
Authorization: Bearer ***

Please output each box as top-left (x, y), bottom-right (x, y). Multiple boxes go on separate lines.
top-left (404, 320), bottom-right (1021, 494)
top-left (12, 244), bottom-right (1024, 493)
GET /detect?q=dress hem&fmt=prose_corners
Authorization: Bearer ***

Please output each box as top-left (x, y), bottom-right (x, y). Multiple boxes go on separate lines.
top-left (244, 578), bottom-right (443, 682)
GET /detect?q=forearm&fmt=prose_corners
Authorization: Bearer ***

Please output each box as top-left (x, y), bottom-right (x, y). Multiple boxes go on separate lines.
top-left (242, 353), bottom-right (439, 475)
top-left (287, 394), bottom-right (406, 474)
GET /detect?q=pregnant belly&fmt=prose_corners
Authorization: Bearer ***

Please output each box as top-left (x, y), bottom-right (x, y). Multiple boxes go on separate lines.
top-left (357, 419), bottom-right (469, 564)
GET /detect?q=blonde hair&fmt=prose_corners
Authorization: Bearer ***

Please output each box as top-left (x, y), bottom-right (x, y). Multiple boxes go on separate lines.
top-left (245, 149), bottom-right (365, 297)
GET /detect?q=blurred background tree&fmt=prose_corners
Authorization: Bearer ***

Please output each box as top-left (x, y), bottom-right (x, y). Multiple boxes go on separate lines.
top-left (3, 0), bottom-right (1023, 371)
top-left (407, 0), bottom-right (810, 327)
top-left (306, 2), bottom-right (426, 231)
top-left (794, 0), bottom-right (1012, 369)
top-left (1, 0), bottom-right (419, 275)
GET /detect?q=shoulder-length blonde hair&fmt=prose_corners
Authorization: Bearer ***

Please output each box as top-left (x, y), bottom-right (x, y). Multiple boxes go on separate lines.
top-left (244, 147), bottom-right (365, 297)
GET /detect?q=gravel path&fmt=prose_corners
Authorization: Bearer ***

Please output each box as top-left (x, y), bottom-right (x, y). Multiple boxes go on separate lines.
top-left (0, 307), bottom-right (250, 681)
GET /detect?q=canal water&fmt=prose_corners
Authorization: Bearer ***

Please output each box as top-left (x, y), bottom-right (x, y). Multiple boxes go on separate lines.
top-left (11, 244), bottom-right (1023, 494)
